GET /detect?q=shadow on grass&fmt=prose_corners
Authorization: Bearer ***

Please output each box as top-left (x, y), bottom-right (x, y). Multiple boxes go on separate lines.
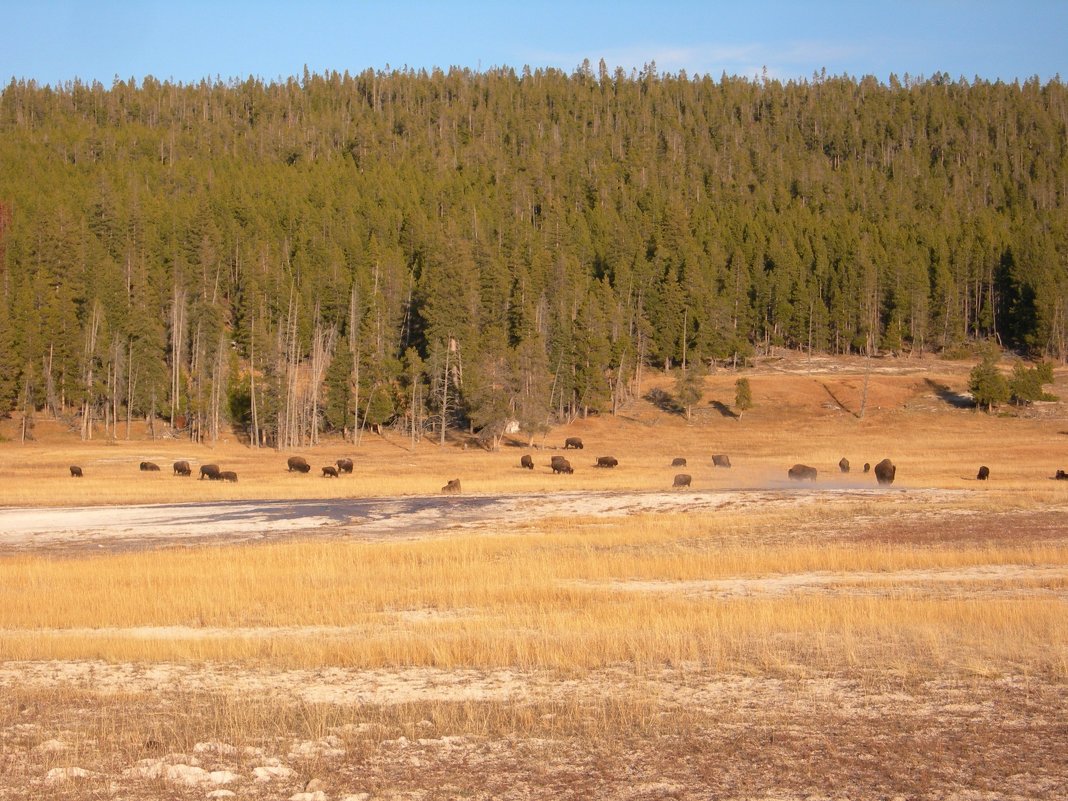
top-left (710, 400), bottom-right (739, 419)
top-left (645, 388), bottom-right (685, 416)
top-left (924, 378), bottom-right (976, 409)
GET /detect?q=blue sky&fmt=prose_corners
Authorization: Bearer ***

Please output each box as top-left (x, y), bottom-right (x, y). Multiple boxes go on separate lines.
top-left (1, 1), bottom-right (1064, 88)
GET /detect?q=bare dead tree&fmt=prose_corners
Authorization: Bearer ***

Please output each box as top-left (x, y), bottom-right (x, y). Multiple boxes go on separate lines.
top-left (80, 300), bottom-right (102, 440)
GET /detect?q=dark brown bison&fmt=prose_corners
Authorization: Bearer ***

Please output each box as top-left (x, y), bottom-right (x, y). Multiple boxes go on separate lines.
top-left (69, 465), bottom-right (83, 478)
top-left (140, 461), bottom-right (161, 472)
top-left (441, 478), bottom-right (461, 494)
top-left (173, 460), bottom-right (191, 476)
top-left (839, 457), bottom-right (850, 473)
top-left (287, 456), bottom-right (311, 473)
top-left (672, 473), bottom-right (692, 488)
top-left (874, 458), bottom-right (896, 486)
top-left (219, 470), bottom-right (238, 483)
top-left (595, 456), bottom-right (618, 468)
top-left (550, 456), bottom-right (574, 474)
top-left (520, 454), bottom-right (534, 470)
top-left (977, 465), bottom-right (990, 480)
top-left (712, 454), bottom-right (731, 468)
top-left (322, 466), bottom-right (338, 478)
top-left (336, 458), bottom-right (354, 474)
top-left (671, 457), bottom-right (687, 467)
top-left (788, 464), bottom-right (818, 481)
top-left (199, 464), bottom-right (221, 481)
top-left (863, 462), bottom-right (871, 473)
top-left (1056, 469), bottom-right (1068, 480)
top-left (564, 437), bottom-right (584, 450)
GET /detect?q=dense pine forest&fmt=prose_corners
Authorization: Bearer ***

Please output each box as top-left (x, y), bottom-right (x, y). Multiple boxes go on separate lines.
top-left (0, 64), bottom-right (1066, 446)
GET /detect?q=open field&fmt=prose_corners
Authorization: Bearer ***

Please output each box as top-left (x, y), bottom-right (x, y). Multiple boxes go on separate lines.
top-left (1, 354), bottom-right (1067, 799)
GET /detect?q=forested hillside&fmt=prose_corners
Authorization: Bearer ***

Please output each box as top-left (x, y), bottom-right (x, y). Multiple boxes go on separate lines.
top-left (1, 65), bottom-right (1065, 445)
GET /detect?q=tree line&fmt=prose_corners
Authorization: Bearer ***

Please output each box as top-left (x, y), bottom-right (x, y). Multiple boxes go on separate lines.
top-left (0, 65), bottom-right (1065, 445)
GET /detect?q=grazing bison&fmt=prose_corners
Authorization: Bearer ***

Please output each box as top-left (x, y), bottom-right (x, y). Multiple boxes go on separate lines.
top-left (595, 456), bottom-right (618, 468)
top-left (287, 456), bottom-right (311, 473)
top-left (69, 465), bottom-right (83, 478)
top-left (199, 464), bottom-right (221, 481)
top-left (672, 473), bottom-right (692, 488)
top-left (336, 458), bottom-right (354, 474)
top-left (874, 458), bottom-right (897, 486)
top-left (441, 478), bottom-right (461, 494)
top-left (977, 465), bottom-right (990, 481)
top-left (788, 464), bottom-right (818, 482)
top-left (322, 466), bottom-right (339, 478)
top-left (140, 461), bottom-right (161, 472)
top-left (173, 460), bottom-right (191, 476)
top-left (839, 457), bottom-right (850, 473)
top-left (564, 437), bottom-right (584, 450)
top-left (712, 454), bottom-right (732, 468)
top-left (671, 457), bottom-right (687, 467)
top-left (550, 456), bottom-right (574, 474)
top-left (520, 454), bottom-right (534, 470)
top-left (219, 470), bottom-right (238, 482)
top-left (863, 462), bottom-right (871, 473)
top-left (1056, 469), bottom-right (1068, 480)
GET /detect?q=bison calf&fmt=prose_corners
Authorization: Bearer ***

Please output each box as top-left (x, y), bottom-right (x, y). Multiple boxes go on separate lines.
top-left (322, 466), bottom-right (339, 478)
top-left (173, 460), bottom-right (191, 476)
top-left (140, 461), bottom-right (161, 472)
top-left (441, 478), bottom-right (461, 494)
top-left (336, 458), bottom-right (354, 474)
top-left (219, 470), bottom-right (238, 482)
top-left (564, 437), bottom-right (584, 449)
top-left (672, 473), bottom-right (692, 488)
top-left (977, 465), bottom-right (990, 480)
top-left (671, 457), bottom-right (687, 467)
top-left (69, 465), bottom-right (83, 478)
top-left (595, 456), bottom-right (618, 468)
top-left (863, 462), bottom-right (871, 473)
top-left (287, 456), bottom-right (311, 473)
top-left (712, 454), bottom-right (731, 468)
top-left (874, 458), bottom-right (896, 486)
top-left (788, 464), bottom-right (817, 481)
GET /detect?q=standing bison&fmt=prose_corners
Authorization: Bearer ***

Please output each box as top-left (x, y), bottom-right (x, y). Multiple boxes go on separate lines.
top-left (336, 458), bottom-right (354, 474)
top-left (672, 473), bottom-right (692, 488)
top-left (173, 461), bottom-right (191, 476)
top-left (712, 454), bottom-right (731, 468)
top-left (564, 437), bottom-right (584, 450)
top-left (322, 466), bottom-right (339, 478)
top-left (977, 465), bottom-right (990, 480)
top-left (199, 464), bottom-right (221, 481)
top-left (219, 470), bottom-right (238, 482)
top-left (441, 478), bottom-right (461, 494)
top-left (140, 461), bottom-right (161, 472)
top-left (671, 457), bottom-right (687, 467)
top-left (287, 456), bottom-right (311, 473)
top-left (788, 464), bottom-right (818, 481)
top-left (874, 459), bottom-right (896, 486)
top-left (69, 465), bottom-right (83, 478)
top-left (550, 456), bottom-right (574, 474)
top-left (520, 454), bottom-right (534, 470)
top-left (839, 457), bottom-right (850, 473)
top-left (595, 456), bottom-right (618, 468)
top-left (1056, 469), bottom-right (1068, 480)
top-left (863, 463), bottom-right (871, 473)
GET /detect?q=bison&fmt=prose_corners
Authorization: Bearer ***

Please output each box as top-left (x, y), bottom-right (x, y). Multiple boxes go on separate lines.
top-left (336, 458), bottom-right (354, 474)
top-left (173, 460), bottom-right (191, 476)
top-left (595, 456), bottom-right (618, 468)
top-left (671, 457), bottom-right (687, 467)
top-left (69, 465), bottom-right (83, 478)
top-left (564, 437), bottom-right (584, 450)
top-left (977, 465), bottom-right (990, 481)
top-left (441, 478), bottom-right (461, 494)
top-left (863, 462), bottom-right (871, 473)
top-left (287, 456), bottom-right (311, 473)
top-left (219, 470), bottom-right (238, 482)
top-left (672, 473), bottom-right (692, 488)
top-left (788, 464), bottom-right (818, 482)
top-left (140, 461), bottom-right (161, 472)
top-left (520, 454), bottom-right (534, 470)
top-left (839, 457), bottom-right (850, 473)
top-left (199, 464), bottom-right (221, 481)
top-left (1056, 469), bottom-right (1068, 480)
top-left (874, 458), bottom-right (896, 486)
top-left (322, 466), bottom-right (339, 478)
top-left (712, 454), bottom-right (731, 468)
top-left (550, 456), bottom-right (574, 474)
